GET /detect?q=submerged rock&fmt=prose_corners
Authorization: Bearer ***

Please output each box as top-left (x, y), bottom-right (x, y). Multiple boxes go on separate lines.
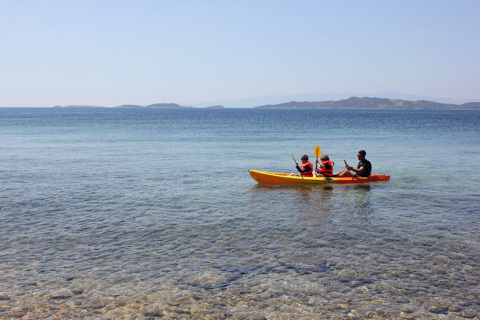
top-left (461, 310), bottom-right (477, 318)
top-left (428, 305), bottom-right (449, 314)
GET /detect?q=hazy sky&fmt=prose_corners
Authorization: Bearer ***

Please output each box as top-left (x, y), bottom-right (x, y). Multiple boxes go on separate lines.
top-left (1, 0), bottom-right (479, 107)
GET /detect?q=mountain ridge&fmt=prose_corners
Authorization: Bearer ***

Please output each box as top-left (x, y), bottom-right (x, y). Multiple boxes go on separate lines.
top-left (185, 92), bottom-right (480, 108)
top-left (255, 97), bottom-right (480, 110)
top-left (56, 97), bottom-right (480, 110)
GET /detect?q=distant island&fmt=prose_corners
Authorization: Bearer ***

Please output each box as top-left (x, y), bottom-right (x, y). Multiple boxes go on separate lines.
top-left (115, 104), bottom-right (225, 108)
top-left (53, 97), bottom-right (480, 110)
top-left (116, 103), bottom-right (193, 108)
top-left (53, 105), bottom-right (106, 108)
top-left (255, 97), bottom-right (480, 110)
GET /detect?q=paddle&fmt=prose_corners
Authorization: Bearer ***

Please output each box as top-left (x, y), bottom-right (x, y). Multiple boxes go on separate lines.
top-left (344, 160), bottom-right (354, 174)
top-left (314, 146), bottom-right (321, 171)
top-left (292, 154), bottom-right (304, 179)
top-left (344, 160), bottom-right (355, 179)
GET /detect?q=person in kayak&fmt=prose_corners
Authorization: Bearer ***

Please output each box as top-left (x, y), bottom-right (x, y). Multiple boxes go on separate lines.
top-left (335, 150), bottom-right (372, 177)
top-left (293, 155), bottom-right (314, 177)
top-left (315, 154), bottom-right (334, 177)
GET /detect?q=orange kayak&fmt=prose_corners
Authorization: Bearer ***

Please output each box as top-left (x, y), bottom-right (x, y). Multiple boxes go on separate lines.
top-left (249, 169), bottom-right (390, 185)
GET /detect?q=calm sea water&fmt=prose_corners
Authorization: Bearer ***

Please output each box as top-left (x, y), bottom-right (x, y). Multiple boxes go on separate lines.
top-left (0, 108), bottom-right (479, 319)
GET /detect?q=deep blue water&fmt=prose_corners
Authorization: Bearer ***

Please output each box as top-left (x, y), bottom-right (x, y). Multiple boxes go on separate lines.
top-left (1, 108), bottom-right (479, 319)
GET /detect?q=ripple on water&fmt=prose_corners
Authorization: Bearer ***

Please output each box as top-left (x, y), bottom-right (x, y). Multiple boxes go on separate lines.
top-left (1, 109), bottom-right (480, 319)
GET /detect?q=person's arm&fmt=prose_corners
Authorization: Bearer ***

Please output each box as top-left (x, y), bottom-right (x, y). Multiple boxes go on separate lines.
top-left (296, 164), bottom-right (312, 174)
top-left (347, 165), bottom-right (365, 175)
top-left (354, 166), bottom-right (366, 174)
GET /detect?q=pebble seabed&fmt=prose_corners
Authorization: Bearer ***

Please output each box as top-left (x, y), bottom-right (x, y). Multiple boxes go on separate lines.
top-left (1, 241), bottom-right (479, 320)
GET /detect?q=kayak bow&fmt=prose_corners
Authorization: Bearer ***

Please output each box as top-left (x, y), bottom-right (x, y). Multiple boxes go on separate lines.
top-left (249, 169), bottom-right (390, 185)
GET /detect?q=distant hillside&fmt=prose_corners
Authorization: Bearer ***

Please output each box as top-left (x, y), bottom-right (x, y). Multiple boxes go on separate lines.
top-left (53, 105), bottom-right (105, 108)
top-left (255, 97), bottom-right (480, 110)
top-left (116, 104), bottom-right (144, 108)
top-left (116, 103), bottom-right (193, 108)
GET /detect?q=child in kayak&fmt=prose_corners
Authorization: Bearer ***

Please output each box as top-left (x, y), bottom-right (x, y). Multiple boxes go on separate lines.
top-left (315, 154), bottom-right (334, 177)
top-left (292, 155), bottom-right (314, 177)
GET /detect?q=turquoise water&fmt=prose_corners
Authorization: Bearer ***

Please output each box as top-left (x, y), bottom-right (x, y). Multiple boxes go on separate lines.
top-left (0, 108), bottom-right (479, 319)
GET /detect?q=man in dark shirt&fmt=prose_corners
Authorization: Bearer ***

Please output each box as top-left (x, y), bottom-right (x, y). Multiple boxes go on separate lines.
top-left (335, 150), bottom-right (372, 177)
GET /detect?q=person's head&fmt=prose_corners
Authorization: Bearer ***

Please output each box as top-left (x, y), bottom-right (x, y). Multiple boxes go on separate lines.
top-left (301, 155), bottom-right (309, 162)
top-left (357, 150), bottom-right (366, 160)
top-left (320, 154), bottom-right (329, 161)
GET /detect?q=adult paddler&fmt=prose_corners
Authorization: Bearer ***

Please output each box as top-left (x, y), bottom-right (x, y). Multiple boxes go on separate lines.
top-left (335, 150), bottom-right (372, 177)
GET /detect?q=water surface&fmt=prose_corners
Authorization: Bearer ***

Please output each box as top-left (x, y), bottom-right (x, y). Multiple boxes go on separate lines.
top-left (1, 108), bottom-right (479, 319)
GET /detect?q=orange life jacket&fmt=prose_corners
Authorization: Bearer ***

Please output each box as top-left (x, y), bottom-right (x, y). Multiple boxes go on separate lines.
top-left (301, 161), bottom-right (313, 177)
top-left (320, 160), bottom-right (334, 177)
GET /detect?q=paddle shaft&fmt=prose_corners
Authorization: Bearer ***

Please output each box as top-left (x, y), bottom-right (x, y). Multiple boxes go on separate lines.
top-left (292, 154), bottom-right (304, 179)
top-left (344, 160), bottom-right (352, 171)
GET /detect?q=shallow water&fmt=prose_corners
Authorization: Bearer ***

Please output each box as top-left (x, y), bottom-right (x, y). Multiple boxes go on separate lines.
top-left (0, 108), bottom-right (479, 319)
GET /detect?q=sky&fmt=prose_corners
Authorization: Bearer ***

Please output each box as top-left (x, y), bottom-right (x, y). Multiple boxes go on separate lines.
top-left (1, 0), bottom-right (479, 107)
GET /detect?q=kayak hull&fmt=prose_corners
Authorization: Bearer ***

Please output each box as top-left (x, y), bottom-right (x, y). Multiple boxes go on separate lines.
top-left (249, 169), bottom-right (390, 185)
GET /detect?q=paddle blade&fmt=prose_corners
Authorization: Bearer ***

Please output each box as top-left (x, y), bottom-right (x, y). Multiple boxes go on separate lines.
top-left (315, 146), bottom-right (321, 159)
top-left (292, 154), bottom-right (297, 163)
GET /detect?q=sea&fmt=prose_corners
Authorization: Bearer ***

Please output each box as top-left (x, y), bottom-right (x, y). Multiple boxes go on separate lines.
top-left (0, 107), bottom-right (479, 319)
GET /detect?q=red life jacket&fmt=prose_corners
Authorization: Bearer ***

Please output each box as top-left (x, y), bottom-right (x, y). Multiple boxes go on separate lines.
top-left (320, 160), bottom-right (334, 177)
top-left (301, 161), bottom-right (313, 177)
